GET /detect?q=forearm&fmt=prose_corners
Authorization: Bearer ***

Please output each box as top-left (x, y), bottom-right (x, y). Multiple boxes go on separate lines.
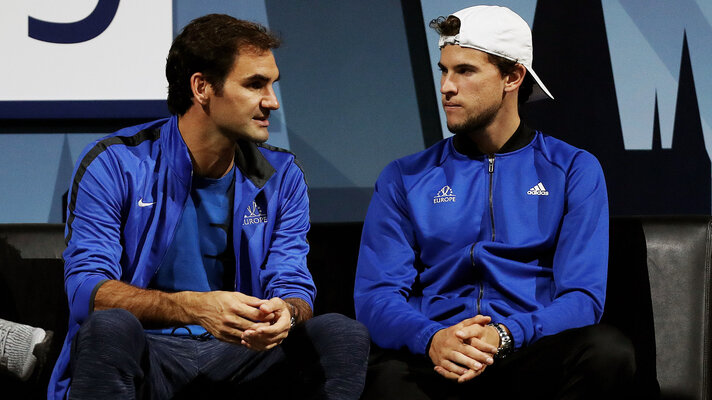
top-left (93, 280), bottom-right (202, 328)
top-left (355, 293), bottom-right (445, 355)
top-left (284, 297), bottom-right (312, 324)
top-left (501, 291), bottom-right (601, 348)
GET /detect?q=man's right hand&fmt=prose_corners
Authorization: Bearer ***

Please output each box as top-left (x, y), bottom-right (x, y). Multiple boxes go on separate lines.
top-left (187, 291), bottom-right (273, 344)
top-left (428, 315), bottom-right (498, 383)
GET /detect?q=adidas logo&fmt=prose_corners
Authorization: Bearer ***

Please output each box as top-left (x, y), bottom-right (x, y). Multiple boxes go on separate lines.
top-left (243, 201), bottom-right (268, 225)
top-left (527, 182), bottom-right (549, 196)
top-left (433, 185), bottom-right (456, 204)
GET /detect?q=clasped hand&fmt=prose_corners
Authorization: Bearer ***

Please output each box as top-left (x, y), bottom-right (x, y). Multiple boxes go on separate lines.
top-left (428, 315), bottom-right (499, 383)
top-left (194, 291), bottom-right (292, 351)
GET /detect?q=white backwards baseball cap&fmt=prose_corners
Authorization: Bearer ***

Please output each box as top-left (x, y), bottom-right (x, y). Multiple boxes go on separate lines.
top-left (438, 5), bottom-right (554, 101)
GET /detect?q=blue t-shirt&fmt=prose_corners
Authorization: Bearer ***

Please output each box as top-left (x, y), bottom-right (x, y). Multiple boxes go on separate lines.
top-left (148, 166), bottom-right (235, 336)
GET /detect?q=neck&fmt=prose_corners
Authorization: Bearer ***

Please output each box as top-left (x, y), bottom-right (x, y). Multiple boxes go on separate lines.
top-left (178, 107), bottom-right (235, 179)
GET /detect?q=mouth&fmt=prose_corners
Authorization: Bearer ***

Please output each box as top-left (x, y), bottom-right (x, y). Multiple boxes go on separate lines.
top-left (442, 102), bottom-right (461, 111)
top-left (252, 115), bottom-right (270, 127)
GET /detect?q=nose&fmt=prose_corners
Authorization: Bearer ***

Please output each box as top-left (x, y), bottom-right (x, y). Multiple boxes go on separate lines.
top-left (262, 84), bottom-right (280, 110)
top-left (440, 73), bottom-right (457, 97)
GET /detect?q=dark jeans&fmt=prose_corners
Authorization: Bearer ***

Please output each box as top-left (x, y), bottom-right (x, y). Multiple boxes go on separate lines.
top-left (363, 324), bottom-right (637, 400)
top-left (69, 309), bottom-right (369, 399)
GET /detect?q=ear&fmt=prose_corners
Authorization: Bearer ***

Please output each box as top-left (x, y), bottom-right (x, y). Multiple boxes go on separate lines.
top-left (503, 64), bottom-right (527, 93)
top-left (190, 72), bottom-right (211, 106)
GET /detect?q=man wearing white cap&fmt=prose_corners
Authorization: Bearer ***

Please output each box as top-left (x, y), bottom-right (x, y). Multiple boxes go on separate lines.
top-left (354, 5), bottom-right (635, 398)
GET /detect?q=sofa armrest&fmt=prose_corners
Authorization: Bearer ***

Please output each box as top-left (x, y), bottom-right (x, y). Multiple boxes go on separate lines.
top-left (644, 216), bottom-right (712, 399)
top-left (605, 216), bottom-right (712, 400)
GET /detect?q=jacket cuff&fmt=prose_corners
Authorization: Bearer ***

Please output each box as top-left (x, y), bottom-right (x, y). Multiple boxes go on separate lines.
top-left (72, 277), bottom-right (109, 324)
top-left (413, 321), bottom-right (447, 355)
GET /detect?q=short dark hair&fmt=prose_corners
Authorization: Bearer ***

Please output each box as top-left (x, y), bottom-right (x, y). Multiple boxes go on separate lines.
top-left (166, 14), bottom-right (281, 115)
top-left (429, 15), bottom-right (534, 104)
top-left (485, 54), bottom-right (534, 104)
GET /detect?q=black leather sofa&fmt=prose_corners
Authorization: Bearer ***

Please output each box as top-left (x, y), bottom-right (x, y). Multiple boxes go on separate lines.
top-left (1, 217), bottom-right (710, 399)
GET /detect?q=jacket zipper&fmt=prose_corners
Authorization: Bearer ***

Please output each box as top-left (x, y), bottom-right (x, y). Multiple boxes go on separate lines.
top-left (477, 155), bottom-right (496, 314)
top-left (488, 155), bottom-right (496, 241)
top-left (470, 242), bottom-right (481, 314)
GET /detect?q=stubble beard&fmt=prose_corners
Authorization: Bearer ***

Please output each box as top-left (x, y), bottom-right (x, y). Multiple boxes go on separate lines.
top-left (446, 101), bottom-right (501, 136)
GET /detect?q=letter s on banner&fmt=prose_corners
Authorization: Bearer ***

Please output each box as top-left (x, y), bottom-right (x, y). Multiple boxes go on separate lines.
top-left (28, 0), bottom-right (120, 44)
top-left (0, 2), bottom-right (172, 118)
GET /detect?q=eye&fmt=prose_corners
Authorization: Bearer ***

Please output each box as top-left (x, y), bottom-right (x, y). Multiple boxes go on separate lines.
top-left (249, 81), bottom-right (265, 89)
top-left (456, 67), bottom-right (476, 76)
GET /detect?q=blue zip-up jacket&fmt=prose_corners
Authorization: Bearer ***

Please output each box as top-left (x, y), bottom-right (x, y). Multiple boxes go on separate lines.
top-left (354, 125), bottom-right (608, 356)
top-left (49, 116), bottom-right (315, 399)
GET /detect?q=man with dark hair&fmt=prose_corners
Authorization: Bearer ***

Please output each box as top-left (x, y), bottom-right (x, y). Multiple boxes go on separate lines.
top-left (48, 14), bottom-right (368, 399)
top-left (355, 5), bottom-right (635, 399)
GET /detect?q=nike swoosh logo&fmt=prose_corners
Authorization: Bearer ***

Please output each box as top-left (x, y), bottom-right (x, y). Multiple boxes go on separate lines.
top-left (138, 198), bottom-right (155, 207)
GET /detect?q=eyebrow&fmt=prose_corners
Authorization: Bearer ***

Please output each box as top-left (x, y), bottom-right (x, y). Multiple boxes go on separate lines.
top-left (438, 62), bottom-right (476, 71)
top-left (244, 73), bottom-right (280, 84)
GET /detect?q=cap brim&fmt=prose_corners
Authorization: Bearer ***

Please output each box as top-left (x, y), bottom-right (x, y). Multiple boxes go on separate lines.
top-left (526, 68), bottom-right (554, 102)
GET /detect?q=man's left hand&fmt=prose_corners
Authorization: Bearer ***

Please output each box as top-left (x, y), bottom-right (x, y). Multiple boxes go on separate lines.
top-left (452, 323), bottom-right (501, 382)
top-left (240, 297), bottom-right (292, 351)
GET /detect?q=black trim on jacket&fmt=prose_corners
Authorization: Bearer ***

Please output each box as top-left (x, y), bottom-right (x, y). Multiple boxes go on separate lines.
top-left (452, 121), bottom-right (536, 158)
top-left (65, 127), bottom-right (161, 244)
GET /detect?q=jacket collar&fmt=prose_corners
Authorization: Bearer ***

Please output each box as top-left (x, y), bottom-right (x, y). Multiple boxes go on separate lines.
top-left (235, 141), bottom-right (276, 189)
top-left (162, 115), bottom-right (193, 185)
top-left (452, 121), bottom-right (535, 159)
top-left (161, 115), bottom-right (276, 188)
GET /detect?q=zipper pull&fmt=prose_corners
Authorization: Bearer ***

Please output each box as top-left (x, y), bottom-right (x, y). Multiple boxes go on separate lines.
top-left (488, 156), bottom-right (495, 173)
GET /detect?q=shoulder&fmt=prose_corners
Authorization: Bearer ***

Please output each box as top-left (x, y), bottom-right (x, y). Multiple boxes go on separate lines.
top-left (69, 120), bottom-right (169, 205)
top-left (532, 132), bottom-right (603, 175)
top-left (532, 133), bottom-right (607, 203)
top-left (76, 118), bottom-right (168, 171)
top-left (377, 139), bottom-right (450, 185)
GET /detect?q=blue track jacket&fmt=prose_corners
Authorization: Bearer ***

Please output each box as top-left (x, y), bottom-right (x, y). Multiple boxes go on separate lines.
top-left (354, 126), bottom-right (609, 356)
top-left (49, 116), bottom-right (315, 399)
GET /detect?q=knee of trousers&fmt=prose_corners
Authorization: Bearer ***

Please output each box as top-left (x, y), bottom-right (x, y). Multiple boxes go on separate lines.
top-left (305, 313), bottom-right (371, 354)
top-left (571, 324), bottom-right (636, 382)
top-left (74, 309), bottom-right (146, 359)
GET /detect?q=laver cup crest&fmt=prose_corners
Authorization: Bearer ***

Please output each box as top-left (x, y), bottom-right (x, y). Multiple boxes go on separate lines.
top-left (244, 201), bottom-right (268, 225)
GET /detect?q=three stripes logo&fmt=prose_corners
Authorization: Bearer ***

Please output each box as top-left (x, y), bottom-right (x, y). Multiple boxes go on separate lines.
top-left (433, 185), bottom-right (456, 204)
top-left (527, 182), bottom-right (549, 196)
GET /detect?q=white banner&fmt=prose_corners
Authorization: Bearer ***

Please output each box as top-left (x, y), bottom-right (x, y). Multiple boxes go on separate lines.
top-left (0, 1), bottom-right (172, 101)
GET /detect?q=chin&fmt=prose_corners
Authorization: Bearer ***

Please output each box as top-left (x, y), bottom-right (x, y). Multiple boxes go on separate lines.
top-left (253, 130), bottom-right (270, 143)
top-left (231, 129), bottom-right (269, 144)
top-left (446, 122), bottom-right (469, 135)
